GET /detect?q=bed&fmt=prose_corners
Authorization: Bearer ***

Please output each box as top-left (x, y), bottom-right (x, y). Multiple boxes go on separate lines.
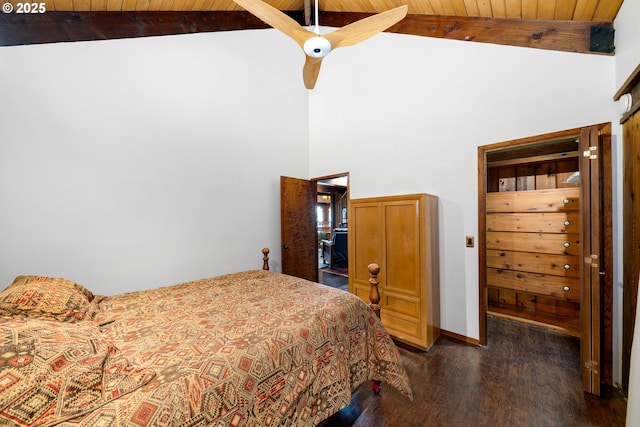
top-left (0, 250), bottom-right (412, 426)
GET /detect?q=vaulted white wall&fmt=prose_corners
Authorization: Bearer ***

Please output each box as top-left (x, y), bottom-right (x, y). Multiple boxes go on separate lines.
top-left (614, 0), bottom-right (640, 91)
top-left (308, 34), bottom-right (617, 340)
top-left (0, 31), bottom-right (308, 294)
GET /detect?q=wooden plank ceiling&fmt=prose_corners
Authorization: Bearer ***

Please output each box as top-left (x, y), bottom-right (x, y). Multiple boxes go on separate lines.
top-left (0, 0), bottom-right (624, 53)
top-left (3, 0), bottom-right (621, 19)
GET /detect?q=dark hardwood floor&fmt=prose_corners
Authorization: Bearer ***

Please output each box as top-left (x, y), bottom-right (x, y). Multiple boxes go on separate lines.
top-left (319, 269), bottom-right (348, 291)
top-left (323, 316), bottom-right (627, 426)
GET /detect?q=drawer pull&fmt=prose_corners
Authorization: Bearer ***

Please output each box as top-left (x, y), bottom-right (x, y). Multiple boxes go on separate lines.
top-left (564, 264), bottom-right (571, 270)
top-left (563, 199), bottom-right (570, 204)
top-left (564, 242), bottom-right (570, 248)
top-left (564, 220), bottom-right (571, 226)
top-left (563, 286), bottom-right (570, 292)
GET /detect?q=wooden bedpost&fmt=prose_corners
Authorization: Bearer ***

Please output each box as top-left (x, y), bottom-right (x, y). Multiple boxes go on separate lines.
top-left (368, 263), bottom-right (381, 318)
top-left (262, 248), bottom-right (270, 271)
top-left (369, 263), bottom-right (383, 394)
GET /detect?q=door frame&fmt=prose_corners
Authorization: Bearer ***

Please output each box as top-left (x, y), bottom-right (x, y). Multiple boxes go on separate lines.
top-left (477, 124), bottom-right (613, 394)
top-left (314, 172), bottom-right (350, 277)
top-left (280, 173), bottom-right (350, 282)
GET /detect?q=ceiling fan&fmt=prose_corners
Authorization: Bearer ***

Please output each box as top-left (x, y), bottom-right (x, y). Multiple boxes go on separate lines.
top-left (233, 0), bottom-right (408, 89)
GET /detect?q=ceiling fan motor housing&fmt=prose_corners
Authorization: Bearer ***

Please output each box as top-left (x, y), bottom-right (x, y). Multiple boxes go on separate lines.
top-left (304, 37), bottom-right (332, 58)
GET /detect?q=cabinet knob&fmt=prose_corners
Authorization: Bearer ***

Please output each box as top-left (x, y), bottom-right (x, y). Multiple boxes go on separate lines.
top-left (564, 242), bottom-right (570, 248)
top-left (563, 199), bottom-right (570, 204)
top-left (564, 264), bottom-right (571, 270)
top-left (563, 286), bottom-right (570, 292)
top-left (564, 220), bottom-right (571, 226)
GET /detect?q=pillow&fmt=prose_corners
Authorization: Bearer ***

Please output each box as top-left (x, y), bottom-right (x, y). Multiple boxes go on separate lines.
top-left (0, 276), bottom-right (98, 322)
top-left (7, 275), bottom-right (95, 301)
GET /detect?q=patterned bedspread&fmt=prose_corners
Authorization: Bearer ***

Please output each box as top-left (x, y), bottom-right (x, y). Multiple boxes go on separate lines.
top-left (0, 270), bottom-right (411, 426)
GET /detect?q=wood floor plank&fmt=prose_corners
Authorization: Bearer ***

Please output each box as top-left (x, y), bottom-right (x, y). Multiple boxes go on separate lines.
top-left (322, 316), bottom-right (627, 426)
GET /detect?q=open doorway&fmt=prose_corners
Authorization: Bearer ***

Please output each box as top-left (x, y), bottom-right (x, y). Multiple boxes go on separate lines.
top-left (315, 173), bottom-right (349, 291)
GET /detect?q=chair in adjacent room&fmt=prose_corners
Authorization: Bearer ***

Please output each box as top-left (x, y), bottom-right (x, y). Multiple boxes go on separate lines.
top-left (321, 228), bottom-right (348, 269)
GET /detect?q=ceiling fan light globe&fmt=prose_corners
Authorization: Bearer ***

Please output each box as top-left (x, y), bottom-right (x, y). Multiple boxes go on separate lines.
top-left (304, 37), bottom-right (332, 58)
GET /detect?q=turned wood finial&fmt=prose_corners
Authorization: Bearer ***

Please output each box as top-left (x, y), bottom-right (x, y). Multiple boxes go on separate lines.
top-left (262, 248), bottom-right (270, 271)
top-left (368, 263), bottom-right (381, 318)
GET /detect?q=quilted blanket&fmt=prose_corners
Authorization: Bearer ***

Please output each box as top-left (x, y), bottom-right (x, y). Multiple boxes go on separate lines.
top-left (0, 318), bottom-right (154, 427)
top-left (1, 270), bottom-right (412, 426)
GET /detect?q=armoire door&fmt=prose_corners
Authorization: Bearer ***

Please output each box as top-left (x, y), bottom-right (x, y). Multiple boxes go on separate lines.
top-left (280, 176), bottom-right (318, 282)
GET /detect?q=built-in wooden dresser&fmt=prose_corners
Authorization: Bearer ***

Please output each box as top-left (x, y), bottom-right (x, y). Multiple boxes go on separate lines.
top-left (486, 187), bottom-right (581, 336)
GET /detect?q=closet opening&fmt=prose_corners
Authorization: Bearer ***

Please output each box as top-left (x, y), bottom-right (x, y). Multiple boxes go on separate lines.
top-left (485, 137), bottom-right (581, 336)
top-left (477, 124), bottom-right (613, 395)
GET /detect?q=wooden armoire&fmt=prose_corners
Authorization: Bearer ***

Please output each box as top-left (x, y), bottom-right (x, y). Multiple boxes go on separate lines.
top-left (348, 193), bottom-right (440, 350)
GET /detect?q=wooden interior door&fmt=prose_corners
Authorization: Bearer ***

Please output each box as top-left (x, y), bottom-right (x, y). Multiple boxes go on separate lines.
top-left (579, 125), bottom-right (603, 395)
top-left (623, 109), bottom-right (640, 393)
top-left (618, 65), bottom-right (640, 394)
top-left (280, 176), bottom-right (318, 282)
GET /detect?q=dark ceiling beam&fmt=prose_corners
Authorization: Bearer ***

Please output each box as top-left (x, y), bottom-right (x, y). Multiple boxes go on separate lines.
top-left (321, 12), bottom-right (614, 55)
top-left (0, 11), bottom-right (614, 56)
top-left (0, 11), bottom-right (302, 46)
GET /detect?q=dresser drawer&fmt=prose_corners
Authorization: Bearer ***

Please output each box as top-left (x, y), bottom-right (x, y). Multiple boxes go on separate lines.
top-left (487, 268), bottom-right (580, 300)
top-left (486, 232), bottom-right (580, 256)
top-left (486, 250), bottom-right (580, 278)
top-left (487, 212), bottom-right (580, 233)
top-left (486, 188), bottom-right (579, 213)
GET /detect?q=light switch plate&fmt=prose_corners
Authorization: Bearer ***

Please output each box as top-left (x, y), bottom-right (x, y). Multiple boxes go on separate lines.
top-left (466, 236), bottom-right (474, 248)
